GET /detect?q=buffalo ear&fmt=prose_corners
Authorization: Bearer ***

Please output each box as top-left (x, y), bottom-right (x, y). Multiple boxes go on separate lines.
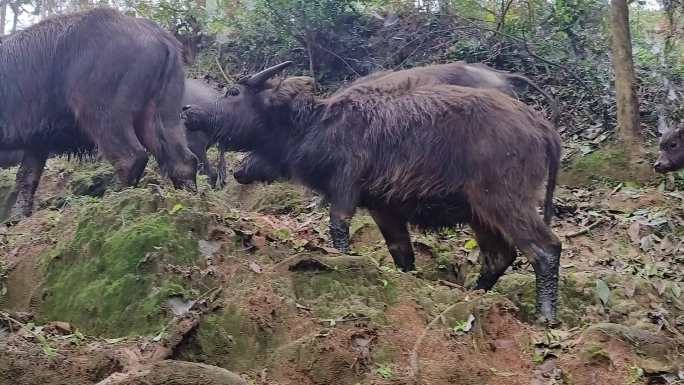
top-left (264, 76), bottom-right (316, 108)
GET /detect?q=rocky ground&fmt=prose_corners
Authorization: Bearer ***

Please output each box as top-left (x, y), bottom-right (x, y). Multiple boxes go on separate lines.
top-left (0, 150), bottom-right (683, 385)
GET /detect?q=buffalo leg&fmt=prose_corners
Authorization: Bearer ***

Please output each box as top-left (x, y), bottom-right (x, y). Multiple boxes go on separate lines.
top-left (470, 220), bottom-right (517, 290)
top-left (215, 149), bottom-right (227, 189)
top-left (85, 114), bottom-right (149, 186)
top-left (369, 209), bottom-right (415, 271)
top-left (328, 190), bottom-right (360, 253)
top-left (6, 150), bottom-right (48, 221)
top-left (468, 194), bottom-right (561, 325)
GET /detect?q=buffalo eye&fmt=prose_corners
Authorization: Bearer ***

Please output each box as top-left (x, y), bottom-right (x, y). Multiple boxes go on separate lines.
top-left (225, 86), bottom-right (240, 97)
top-left (669, 141), bottom-right (678, 150)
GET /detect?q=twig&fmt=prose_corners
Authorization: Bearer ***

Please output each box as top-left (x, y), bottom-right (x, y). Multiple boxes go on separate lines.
top-left (215, 55), bottom-right (232, 85)
top-left (451, 15), bottom-right (593, 92)
top-left (564, 220), bottom-right (604, 238)
top-left (311, 41), bottom-right (360, 77)
top-left (437, 279), bottom-right (463, 289)
top-left (610, 182), bottom-right (624, 195)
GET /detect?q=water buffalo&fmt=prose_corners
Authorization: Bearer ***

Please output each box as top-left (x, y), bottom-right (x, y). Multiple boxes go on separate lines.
top-left (232, 61), bottom-right (558, 185)
top-left (0, 8), bottom-right (197, 221)
top-left (184, 63), bottom-right (563, 324)
top-left (654, 122), bottom-right (684, 173)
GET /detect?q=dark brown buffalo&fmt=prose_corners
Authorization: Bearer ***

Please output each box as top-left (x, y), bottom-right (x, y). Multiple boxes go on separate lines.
top-left (0, 8), bottom-right (197, 221)
top-left (654, 122), bottom-right (684, 173)
top-left (232, 61), bottom-right (558, 185)
top-left (184, 63), bottom-right (563, 324)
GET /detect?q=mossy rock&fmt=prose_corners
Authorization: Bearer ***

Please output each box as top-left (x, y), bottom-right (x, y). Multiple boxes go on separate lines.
top-left (580, 323), bottom-right (682, 373)
top-left (181, 304), bottom-right (283, 372)
top-left (561, 145), bottom-right (655, 186)
top-left (39, 188), bottom-right (212, 337)
top-left (289, 255), bottom-right (398, 324)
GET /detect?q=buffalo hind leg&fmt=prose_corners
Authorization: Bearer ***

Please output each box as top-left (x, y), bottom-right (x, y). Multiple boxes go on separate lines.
top-left (470, 220), bottom-right (517, 291)
top-left (369, 209), bottom-right (415, 271)
top-left (468, 195), bottom-right (562, 325)
top-left (5, 150), bottom-right (48, 222)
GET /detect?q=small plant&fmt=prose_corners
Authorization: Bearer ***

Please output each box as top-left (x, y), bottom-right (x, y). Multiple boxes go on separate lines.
top-left (627, 365), bottom-right (644, 384)
top-left (376, 364), bottom-right (394, 380)
top-left (452, 314), bottom-right (475, 334)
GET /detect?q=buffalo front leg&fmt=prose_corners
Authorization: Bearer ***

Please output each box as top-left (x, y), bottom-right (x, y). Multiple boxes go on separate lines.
top-left (215, 149), bottom-right (227, 189)
top-left (5, 150), bottom-right (48, 222)
top-left (471, 220), bottom-right (518, 291)
top-left (328, 190), bottom-right (360, 254)
top-left (369, 209), bottom-right (415, 271)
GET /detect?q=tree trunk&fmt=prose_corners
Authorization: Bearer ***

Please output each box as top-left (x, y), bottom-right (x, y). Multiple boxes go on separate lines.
top-left (0, 1), bottom-right (6, 37)
top-left (609, 0), bottom-right (642, 158)
top-left (10, 3), bottom-right (18, 33)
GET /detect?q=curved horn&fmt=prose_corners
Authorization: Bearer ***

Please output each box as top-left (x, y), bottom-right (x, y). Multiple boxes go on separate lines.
top-left (245, 61), bottom-right (293, 87)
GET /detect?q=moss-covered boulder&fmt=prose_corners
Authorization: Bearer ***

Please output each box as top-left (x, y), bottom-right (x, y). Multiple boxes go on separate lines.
top-left (39, 188), bottom-right (213, 336)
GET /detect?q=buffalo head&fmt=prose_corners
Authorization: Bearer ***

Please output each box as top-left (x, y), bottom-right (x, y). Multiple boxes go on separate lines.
top-left (182, 62), bottom-right (315, 153)
top-left (655, 123), bottom-right (684, 174)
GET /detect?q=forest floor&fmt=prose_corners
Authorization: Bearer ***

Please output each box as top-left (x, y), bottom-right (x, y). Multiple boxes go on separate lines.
top-left (0, 151), bottom-right (683, 385)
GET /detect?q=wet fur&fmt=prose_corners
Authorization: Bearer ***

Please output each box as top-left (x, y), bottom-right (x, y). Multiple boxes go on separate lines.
top-left (234, 63), bottom-right (559, 221)
top-left (0, 8), bottom-right (193, 177)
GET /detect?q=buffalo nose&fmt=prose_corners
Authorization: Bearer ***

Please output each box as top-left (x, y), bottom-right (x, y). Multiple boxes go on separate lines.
top-left (182, 105), bottom-right (192, 112)
top-left (654, 161), bottom-right (665, 173)
top-left (233, 170), bottom-right (247, 184)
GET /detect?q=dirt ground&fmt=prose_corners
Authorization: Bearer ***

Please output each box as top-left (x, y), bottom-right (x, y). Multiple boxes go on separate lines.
top-left (0, 157), bottom-right (683, 385)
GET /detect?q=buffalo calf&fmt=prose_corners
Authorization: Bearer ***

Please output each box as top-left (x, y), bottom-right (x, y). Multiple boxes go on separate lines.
top-left (185, 63), bottom-right (563, 325)
top-left (655, 123), bottom-right (684, 173)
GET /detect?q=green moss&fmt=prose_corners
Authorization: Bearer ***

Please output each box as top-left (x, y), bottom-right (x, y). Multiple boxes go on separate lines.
top-left (561, 145), bottom-right (657, 186)
top-left (188, 304), bottom-right (280, 372)
top-left (39, 189), bottom-right (209, 336)
top-left (581, 344), bottom-right (612, 365)
top-left (0, 168), bottom-right (16, 222)
top-left (250, 183), bottom-right (308, 215)
top-left (564, 147), bottom-right (629, 184)
top-left (69, 163), bottom-right (117, 197)
top-left (291, 257), bottom-right (397, 324)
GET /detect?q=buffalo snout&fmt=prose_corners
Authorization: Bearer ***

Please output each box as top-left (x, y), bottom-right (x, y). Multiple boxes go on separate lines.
top-left (654, 156), bottom-right (673, 174)
top-left (233, 168), bottom-right (251, 185)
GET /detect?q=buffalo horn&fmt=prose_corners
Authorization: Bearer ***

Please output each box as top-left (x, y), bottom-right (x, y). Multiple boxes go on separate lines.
top-left (244, 61), bottom-right (293, 87)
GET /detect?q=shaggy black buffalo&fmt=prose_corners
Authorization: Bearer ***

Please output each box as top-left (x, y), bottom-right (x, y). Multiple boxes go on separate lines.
top-left (232, 61), bottom-right (558, 185)
top-left (0, 8), bottom-right (197, 221)
top-left (184, 63), bottom-right (563, 324)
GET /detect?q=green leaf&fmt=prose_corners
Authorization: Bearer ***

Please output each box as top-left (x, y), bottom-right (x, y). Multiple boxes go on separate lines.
top-left (170, 203), bottom-right (184, 215)
top-left (596, 279), bottom-right (610, 306)
top-left (672, 283), bottom-right (682, 298)
top-left (464, 239), bottom-right (478, 251)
